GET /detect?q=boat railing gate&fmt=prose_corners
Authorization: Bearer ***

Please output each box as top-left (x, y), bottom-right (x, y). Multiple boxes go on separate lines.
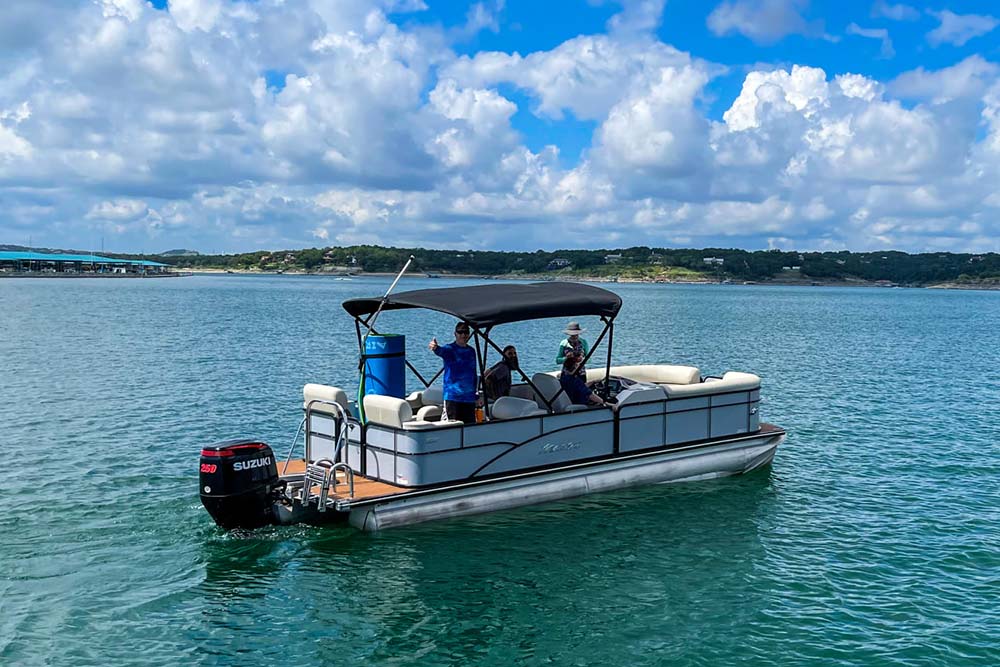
top-left (282, 399), bottom-right (355, 498)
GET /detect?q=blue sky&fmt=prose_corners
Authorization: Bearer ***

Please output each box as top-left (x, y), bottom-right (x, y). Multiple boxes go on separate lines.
top-left (1, 0), bottom-right (999, 254)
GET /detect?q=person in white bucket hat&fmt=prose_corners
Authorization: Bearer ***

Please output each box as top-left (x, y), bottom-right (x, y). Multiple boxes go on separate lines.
top-left (555, 321), bottom-right (590, 381)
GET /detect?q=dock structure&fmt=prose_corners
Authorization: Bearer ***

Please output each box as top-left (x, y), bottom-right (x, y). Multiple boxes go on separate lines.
top-left (0, 251), bottom-right (172, 276)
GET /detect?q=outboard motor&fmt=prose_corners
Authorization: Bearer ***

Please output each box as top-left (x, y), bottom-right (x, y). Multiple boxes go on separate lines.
top-left (200, 439), bottom-right (280, 530)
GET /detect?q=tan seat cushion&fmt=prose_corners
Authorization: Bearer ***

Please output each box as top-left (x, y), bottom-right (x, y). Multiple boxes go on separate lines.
top-left (663, 371), bottom-right (760, 397)
top-left (584, 365), bottom-right (700, 385)
top-left (405, 385), bottom-right (444, 410)
top-left (303, 384), bottom-right (350, 415)
top-left (363, 394), bottom-right (412, 428)
top-left (415, 405), bottom-right (442, 421)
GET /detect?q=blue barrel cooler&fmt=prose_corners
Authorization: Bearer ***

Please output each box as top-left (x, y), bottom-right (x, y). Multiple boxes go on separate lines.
top-left (363, 334), bottom-right (406, 398)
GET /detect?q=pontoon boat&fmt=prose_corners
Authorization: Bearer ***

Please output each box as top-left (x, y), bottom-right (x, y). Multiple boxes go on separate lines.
top-left (199, 282), bottom-right (784, 531)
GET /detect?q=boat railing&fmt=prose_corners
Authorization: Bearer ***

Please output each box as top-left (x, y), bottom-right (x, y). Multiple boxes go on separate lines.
top-left (282, 399), bottom-right (352, 477)
top-left (281, 416), bottom-right (307, 475)
top-left (332, 463), bottom-right (355, 498)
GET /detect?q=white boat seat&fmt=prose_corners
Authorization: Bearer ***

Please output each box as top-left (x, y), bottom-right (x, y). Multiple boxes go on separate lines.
top-left (491, 396), bottom-right (546, 420)
top-left (583, 365), bottom-right (701, 385)
top-left (530, 373), bottom-right (589, 413)
top-left (509, 384), bottom-right (535, 400)
top-left (303, 384), bottom-right (350, 415)
top-left (415, 405), bottom-right (442, 421)
top-left (405, 385), bottom-right (444, 410)
top-left (662, 372), bottom-right (760, 397)
top-left (363, 394), bottom-right (413, 428)
top-left (364, 395), bottom-right (464, 429)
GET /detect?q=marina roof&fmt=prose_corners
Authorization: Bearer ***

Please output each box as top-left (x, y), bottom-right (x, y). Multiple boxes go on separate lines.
top-left (0, 251), bottom-right (168, 267)
top-left (343, 282), bottom-right (622, 328)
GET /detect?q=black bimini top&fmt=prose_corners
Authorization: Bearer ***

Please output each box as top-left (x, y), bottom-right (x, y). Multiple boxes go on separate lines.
top-left (343, 282), bottom-right (622, 329)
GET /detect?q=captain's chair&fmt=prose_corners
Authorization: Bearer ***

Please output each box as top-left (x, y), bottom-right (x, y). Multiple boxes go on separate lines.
top-left (405, 385), bottom-right (444, 421)
top-left (491, 396), bottom-right (546, 420)
top-left (530, 373), bottom-right (590, 413)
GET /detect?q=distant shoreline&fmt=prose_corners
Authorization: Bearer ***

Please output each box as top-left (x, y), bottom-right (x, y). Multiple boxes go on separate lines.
top-left (3, 267), bottom-right (995, 290)
top-left (185, 268), bottom-right (1000, 291)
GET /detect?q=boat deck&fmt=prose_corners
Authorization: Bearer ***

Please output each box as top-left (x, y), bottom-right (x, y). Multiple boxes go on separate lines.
top-left (280, 459), bottom-right (409, 501)
top-left (279, 422), bottom-right (785, 504)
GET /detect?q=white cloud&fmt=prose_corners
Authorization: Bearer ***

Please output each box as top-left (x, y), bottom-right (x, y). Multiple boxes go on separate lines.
top-left (450, 1), bottom-right (505, 40)
top-left (927, 10), bottom-right (999, 47)
top-left (86, 199), bottom-right (148, 221)
top-left (425, 79), bottom-right (519, 170)
top-left (707, 0), bottom-right (821, 44)
top-left (607, 0), bottom-right (667, 35)
top-left (0, 102), bottom-right (33, 159)
top-left (443, 34), bottom-right (699, 121)
top-left (0, 0), bottom-right (998, 254)
top-left (723, 65), bottom-right (831, 132)
top-left (168, 0), bottom-right (223, 33)
top-left (871, 2), bottom-right (919, 22)
top-left (595, 65), bottom-right (711, 179)
top-left (846, 23), bottom-right (894, 58)
top-left (890, 56), bottom-right (1000, 103)
top-left (98, 0), bottom-right (143, 22)
top-left (707, 61), bottom-right (999, 251)
top-left (0, 125), bottom-right (33, 159)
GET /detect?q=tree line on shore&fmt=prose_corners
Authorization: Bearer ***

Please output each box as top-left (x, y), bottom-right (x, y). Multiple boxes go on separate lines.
top-left (135, 245), bottom-right (1000, 285)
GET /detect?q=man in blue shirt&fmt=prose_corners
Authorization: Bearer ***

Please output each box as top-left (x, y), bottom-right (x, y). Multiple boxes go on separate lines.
top-left (429, 322), bottom-right (479, 423)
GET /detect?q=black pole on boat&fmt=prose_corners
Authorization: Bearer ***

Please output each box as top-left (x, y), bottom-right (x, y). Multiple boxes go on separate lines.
top-left (603, 318), bottom-right (614, 397)
top-left (357, 255), bottom-right (415, 423)
top-left (472, 326), bottom-right (489, 420)
top-left (369, 254), bottom-right (415, 331)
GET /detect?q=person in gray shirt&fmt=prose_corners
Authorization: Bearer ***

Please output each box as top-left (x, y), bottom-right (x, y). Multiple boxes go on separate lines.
top-left (484, 345), bottom-right (519, 401)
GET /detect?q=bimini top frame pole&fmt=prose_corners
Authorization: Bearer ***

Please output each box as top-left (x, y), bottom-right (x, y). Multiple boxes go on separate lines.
top-left (355, 256), bottom-right (416, 423)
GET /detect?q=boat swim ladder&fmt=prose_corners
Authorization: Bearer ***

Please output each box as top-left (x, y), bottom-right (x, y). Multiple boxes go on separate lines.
top-left (301, 459), bottom-right (355, 512)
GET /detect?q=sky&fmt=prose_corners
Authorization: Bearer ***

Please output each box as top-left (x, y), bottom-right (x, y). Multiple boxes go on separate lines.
top-left (1, 0), bottom-right (999, 254)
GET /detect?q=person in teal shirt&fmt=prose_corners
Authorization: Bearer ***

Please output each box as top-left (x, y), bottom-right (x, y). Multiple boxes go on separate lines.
top-left (429, 322), bottom-right (479, 424)
top-left (555, 321), bottom-right (589, 381)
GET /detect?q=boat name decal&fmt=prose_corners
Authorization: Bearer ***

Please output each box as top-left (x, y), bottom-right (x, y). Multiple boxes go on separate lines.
top-left (540, 441), bottom-right (580, 454)
top-left (233, 456), bottom-right (272, 471)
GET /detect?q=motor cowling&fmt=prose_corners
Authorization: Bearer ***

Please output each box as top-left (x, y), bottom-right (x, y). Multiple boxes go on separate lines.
top-left (199, 439), bottom-right (280, 530)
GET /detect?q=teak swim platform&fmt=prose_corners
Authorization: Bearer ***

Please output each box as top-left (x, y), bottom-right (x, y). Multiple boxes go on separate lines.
top-left (199, 282), bottom-right (785, 531)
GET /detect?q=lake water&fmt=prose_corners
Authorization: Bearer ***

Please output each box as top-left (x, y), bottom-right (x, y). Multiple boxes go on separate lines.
top-left (1, 275), bottom-right (998, 666)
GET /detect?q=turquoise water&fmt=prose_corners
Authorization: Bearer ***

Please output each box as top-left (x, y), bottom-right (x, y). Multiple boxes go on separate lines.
top-left (1, 275), bottom-right (998, 666)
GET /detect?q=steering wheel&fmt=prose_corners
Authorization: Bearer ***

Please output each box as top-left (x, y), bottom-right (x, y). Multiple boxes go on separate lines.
top-left (590, 378), bottom-right (615, 400)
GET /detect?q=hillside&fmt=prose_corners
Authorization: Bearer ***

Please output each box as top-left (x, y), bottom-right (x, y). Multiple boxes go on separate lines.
top-left (158, 245), bottom-right (1000, 286)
